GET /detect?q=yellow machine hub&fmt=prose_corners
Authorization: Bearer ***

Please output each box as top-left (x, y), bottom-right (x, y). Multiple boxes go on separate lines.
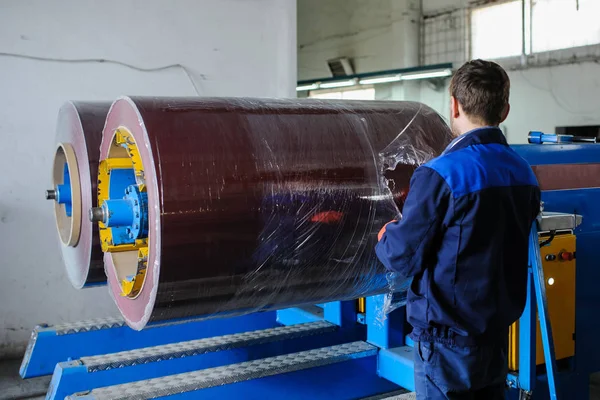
top-left (95, 127), bottom-right (149, 298)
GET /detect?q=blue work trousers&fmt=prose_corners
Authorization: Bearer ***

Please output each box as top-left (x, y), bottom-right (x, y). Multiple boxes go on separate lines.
top-left (414, 337), bottom-right (508, 400)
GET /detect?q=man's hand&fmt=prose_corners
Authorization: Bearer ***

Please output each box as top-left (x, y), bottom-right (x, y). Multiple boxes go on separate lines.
top-left (378, 220), bottom-right (397, 241)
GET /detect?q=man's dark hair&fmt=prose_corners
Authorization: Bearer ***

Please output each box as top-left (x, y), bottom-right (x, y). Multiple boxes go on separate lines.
top-left (450, 59), bottom-right (510, 126)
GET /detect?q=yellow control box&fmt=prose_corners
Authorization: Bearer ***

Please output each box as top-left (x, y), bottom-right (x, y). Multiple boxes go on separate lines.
top-left (508, 233), bottom-right (576, 370)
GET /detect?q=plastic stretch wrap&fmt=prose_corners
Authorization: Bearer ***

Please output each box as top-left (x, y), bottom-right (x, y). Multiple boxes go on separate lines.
top-left (100, 97), bottom-right (452, 330)
top-left (54, 102), bottom-right (110, 289)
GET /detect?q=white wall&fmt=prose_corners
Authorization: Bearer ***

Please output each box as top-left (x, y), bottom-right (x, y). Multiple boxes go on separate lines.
top-left (0, 0), bottom-right (296, 358)
top-left (298, 0), bottom-right (394, 80)
top-left (299, 0), bottom-right (600, 143)
top-left (420, 61), bottom-right (600, 143)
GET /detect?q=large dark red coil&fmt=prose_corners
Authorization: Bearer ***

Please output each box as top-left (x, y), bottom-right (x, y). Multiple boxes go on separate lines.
top-left (54, 101), bottom-right (110, 289)
top-left (100, 97), bottom-right (452, 329)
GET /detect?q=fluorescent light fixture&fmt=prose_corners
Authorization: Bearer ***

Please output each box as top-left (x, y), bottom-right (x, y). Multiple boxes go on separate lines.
top-left (359, 75), bottom-right (401, 85)
top-left (319, 79), bottom-right (357, 89)
top-left (296, 83), bottom-right (319, 91)
top-left (400, 68), bottom-right (453, 81)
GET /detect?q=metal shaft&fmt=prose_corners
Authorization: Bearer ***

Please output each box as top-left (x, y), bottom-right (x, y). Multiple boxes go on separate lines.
top-left (46, 189), bottom-right (57, 200)
top-left (89, 207), bottom-right (106, 223)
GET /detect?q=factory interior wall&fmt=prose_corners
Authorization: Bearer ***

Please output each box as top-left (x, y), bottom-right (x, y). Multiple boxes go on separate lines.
top-left (420, 62), bottom-right (600, 144)
top-left (298, 0), bottom-right (396, 81)
top-left (0, 0), bottom-right (297, 358)
top-left (299, 0), bottom-right (600, 143)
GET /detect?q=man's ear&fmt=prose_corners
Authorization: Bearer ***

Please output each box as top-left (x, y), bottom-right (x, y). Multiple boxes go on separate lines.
top-left (450, 96), bottom-right (460, 119)
top-left (499, 103), bottom-right (510, 123)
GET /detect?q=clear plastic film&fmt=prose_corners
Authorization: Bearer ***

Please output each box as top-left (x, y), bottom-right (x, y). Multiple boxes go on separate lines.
top-left (98, 97), bottom-right (452, 330)
top-left (375, 103), bottom-right (453, 325)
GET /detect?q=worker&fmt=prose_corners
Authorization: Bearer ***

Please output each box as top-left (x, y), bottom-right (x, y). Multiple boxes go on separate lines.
top-left (375, 59), bottom-right (541, 399)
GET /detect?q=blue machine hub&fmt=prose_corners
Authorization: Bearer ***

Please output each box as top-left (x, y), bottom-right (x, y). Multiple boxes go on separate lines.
top-left (101, 184), bottom-right (148, 245)
top-left (54, 163), bottom-right (73, 217)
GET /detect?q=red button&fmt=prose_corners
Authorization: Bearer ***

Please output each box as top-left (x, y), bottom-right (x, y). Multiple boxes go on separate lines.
top-left (560, 252), bottom-right (573, 261)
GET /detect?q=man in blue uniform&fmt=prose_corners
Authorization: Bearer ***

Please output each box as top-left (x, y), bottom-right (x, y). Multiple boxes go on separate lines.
top-left (376, 60), bottom-right (541, 399)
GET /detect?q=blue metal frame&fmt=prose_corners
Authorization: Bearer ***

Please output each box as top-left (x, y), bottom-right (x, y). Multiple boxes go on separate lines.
top-left (47, 321), bottom-right (353, 400)
top-left (277, 306), bottom-right (323, 325)
top-left (365, 294), bottom-right (415, 391)
top-left (276, 301), bottom-right (357, 328)
top-left (20, 312), bottom-right (276, 379)
top-left (512, 142), bottom-right (600, 165)
top-left (23, 139), bottom-right (600, 398)
top-left (72, 356), bottom-right (401, 400)
top-left (366, 295), bottom-right (405, 350)
top-left (515, 142), bottom-right (600, 394)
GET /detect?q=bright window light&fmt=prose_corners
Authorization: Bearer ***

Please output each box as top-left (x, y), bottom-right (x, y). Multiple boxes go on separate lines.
top-left (532, 0), bottom-right (600, 53)
top-left (471, 1), bottom-right (523, 59)
top-left (310, 91), bottom-right (343, 99)
top-left (310, 88), bottom-right (375, 100)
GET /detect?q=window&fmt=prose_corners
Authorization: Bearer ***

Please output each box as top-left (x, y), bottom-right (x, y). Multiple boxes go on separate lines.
top-left (471, 1), bottom-right (523, 60)
top-left (309, 88), bottom-right (375, 100)
top-left (532, 0), bottom-right (600, 53)
top-left (470, 0), bottom-right (600, 60)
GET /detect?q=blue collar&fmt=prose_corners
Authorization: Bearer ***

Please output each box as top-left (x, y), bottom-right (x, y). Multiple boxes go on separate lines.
top-left (443, 126), bottom-right (507, 155)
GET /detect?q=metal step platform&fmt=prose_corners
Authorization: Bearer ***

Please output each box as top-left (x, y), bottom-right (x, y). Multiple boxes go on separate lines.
top-left (20, 312), bottom-right (276, 378)
top-left (47, 320), bottom-right (347, 399)
top-left (66, 341), bottom-right (399, 400)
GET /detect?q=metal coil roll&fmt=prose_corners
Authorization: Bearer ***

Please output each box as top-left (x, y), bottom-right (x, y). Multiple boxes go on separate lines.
top-left (95, 97), bottom-right (452, 330)
top-left (49, 101), bottom-right (110, 289)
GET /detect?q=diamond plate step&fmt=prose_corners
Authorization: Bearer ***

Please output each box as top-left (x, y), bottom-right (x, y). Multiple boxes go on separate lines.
top-left (52, 317), bottom-right (126, 335)
top-left (67, 341), bottom-right (376, 400)
top-left (80, 320), bottom-right (337, 372)
top-left (376, 393), bottom-right (416, 400)
top-left (360, 390), bottom-right (412, 400)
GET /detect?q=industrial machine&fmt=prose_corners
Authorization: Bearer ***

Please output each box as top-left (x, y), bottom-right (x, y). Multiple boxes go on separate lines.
top-left (25, 98), bottom-right (600, 399)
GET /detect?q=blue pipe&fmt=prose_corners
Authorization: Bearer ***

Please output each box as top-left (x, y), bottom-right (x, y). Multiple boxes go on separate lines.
top-left (529, 131), bottom-right (596, 144)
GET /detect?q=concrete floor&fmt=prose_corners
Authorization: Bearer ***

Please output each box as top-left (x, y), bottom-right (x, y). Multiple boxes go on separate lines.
top-left (2, 356), bottom-right (600, 399)
top-left (0, 358), bottom-right (47, 400)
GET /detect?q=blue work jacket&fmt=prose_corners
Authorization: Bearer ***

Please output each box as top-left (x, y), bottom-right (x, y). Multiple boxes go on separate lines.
top-left (376, 127), bottom-right (541, 346)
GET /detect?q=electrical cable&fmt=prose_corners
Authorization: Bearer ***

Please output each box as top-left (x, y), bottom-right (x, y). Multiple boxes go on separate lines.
top-left (0, 51), bottom-right (201, 95)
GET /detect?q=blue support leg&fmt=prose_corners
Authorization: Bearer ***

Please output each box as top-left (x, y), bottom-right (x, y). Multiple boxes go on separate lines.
top-left (530, 225), bottom-right (560, 400)
top-left (324, 301), bottom-right (356, 328)
top-left (366, 294), bottom-right (405, 349)
top-left (513, 268), bottom-right (536, 393)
